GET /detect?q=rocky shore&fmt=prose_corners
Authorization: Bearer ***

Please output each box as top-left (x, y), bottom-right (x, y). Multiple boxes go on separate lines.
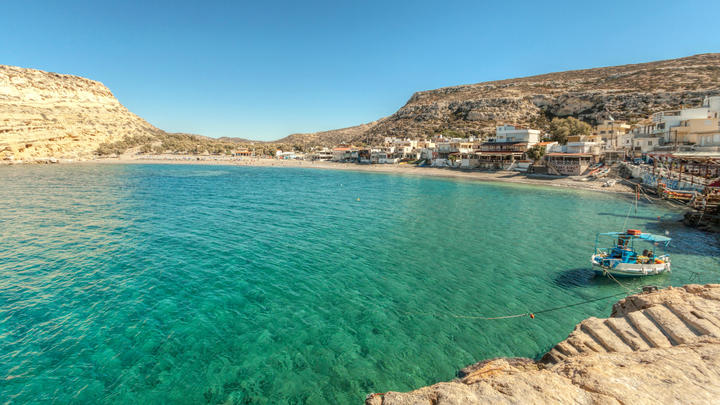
top-left (366, 284), bottom-right (720, 404)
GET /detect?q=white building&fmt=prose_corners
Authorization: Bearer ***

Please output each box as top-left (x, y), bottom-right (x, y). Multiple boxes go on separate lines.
top-left (310, 148), bottom-right (333, 161)
top-left (643, 96), bottom-right (720, 143)
top-left (331, 147), bottom-right (355, 162)
top-left (495, 125), bottom-right (541, 148)
top-left (275, 150), bottom-right (298, 159)
top-left (546, 141), bottom-right (601, 155)
top-left (594, 120), bottom-right (632, 150)
top-left (370, 149), bottom-right (399, 164)
top-left (707, 95), bottom-right (720, 113)
top-left (632, 136), bottom-right (662, 153)
top-left (436, 142), bottom-right (458, 154)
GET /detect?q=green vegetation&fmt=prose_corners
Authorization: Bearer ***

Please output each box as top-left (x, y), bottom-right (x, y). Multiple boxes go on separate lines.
top-left (528, 112), bottom-right (551, 131)
top-left (526, 143), bottom-right (546, 162)
top-left (95, 132), bottom-right (257, 156)
top-left (94, 131), bottom-right (309, 157)
top-left (440, 129), bottom-right (468, 138)
top-left (548, 117), bottom-right (592, 144)
top-left (95, 134), bottom-right (158, 156)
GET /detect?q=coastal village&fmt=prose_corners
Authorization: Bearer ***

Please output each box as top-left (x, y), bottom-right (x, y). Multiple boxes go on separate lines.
top-left (272, 96), bottom-right (720, 177)
top-left (3, 60), bottom-right (718, 230)
top-left (262, 96), bottom-right (720, 230)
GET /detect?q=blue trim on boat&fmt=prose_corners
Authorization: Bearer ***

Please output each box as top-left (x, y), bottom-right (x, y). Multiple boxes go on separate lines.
top-left (596, 232), bottom-right (671, 243)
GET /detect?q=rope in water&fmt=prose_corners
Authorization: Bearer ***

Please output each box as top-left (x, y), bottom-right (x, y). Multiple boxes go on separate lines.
top-left (399, 183), bottom-right (668, 322)
top-left (400, 290), bottom-right (634, 320)
top-left (604, 269), bottom-right (639, 295)
top-left (531, 291), bottom-right (631, 315)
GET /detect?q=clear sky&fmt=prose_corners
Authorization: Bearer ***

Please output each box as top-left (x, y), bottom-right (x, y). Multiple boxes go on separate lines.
top-left (1, 1), bottom-right (719, 141)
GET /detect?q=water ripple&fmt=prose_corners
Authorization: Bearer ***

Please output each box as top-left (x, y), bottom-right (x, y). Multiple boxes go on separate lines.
top-left (0, 163), bottom-right (718, 403)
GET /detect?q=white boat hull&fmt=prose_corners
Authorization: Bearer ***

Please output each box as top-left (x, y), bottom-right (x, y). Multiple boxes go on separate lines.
top-left (591, 254), bottom-right (671, 277)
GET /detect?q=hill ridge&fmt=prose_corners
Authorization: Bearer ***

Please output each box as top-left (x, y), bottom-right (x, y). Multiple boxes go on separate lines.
top-left (282, 53), bottom-right (720, 146)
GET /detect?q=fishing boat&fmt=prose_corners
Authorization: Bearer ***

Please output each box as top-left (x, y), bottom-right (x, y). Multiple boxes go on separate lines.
top-left (591, 229), bottom-right (671, 277)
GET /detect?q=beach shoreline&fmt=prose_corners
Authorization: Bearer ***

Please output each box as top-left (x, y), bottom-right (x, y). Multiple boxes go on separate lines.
top-left (85, 156), bottom-right (638, 195)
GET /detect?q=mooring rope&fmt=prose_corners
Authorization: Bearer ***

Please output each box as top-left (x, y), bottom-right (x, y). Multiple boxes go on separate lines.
top-left (621, 200), bottom-right (634, 229)
top-left (400, 290), bottom-right (634, 321)
top-left (531, 290), bottom-right (633, 316)
top-left (395, 181), bottom-right (673, 323)
top-left (603, 270), bottom-right (639, 295)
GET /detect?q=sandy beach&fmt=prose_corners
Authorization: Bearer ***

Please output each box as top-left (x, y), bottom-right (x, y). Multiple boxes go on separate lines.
top-left (88, 155), bottom-right (638, 195)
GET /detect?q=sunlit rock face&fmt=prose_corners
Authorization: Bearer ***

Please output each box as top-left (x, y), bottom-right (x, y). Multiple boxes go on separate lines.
top-left (0, 65), bottom-right (161, 162)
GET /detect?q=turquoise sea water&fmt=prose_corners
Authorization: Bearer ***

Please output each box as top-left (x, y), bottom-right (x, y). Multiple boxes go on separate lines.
top-left (1, 164), bottom-right (719, 404)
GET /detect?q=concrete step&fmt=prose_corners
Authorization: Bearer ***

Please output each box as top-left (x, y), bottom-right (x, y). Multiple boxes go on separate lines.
top-left (540, 286), bottom-right (720, 366)
top-left (699, 289), bottom-right (720, 301)
top-left (563, 335), bottom-right (591, 355)
top-left (690, 302), bottom-right (720, 327)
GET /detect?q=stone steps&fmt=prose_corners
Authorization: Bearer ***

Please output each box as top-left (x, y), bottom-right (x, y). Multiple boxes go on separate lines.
top-left (542, 285), bottom-right (720, 365)
top-left (604, 316), bottom-right (651, 350)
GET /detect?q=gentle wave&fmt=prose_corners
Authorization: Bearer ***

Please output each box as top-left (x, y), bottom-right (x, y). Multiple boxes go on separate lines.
top-left (0, 163), bottom-right (718, 403)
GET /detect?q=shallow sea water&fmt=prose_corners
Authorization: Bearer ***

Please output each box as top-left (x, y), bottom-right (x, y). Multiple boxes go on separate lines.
top-left (1, 164), bottom-right (718, 403)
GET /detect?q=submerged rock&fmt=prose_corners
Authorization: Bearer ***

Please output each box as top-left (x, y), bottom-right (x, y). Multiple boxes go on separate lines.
top-left (366, 284), bottom-right (720, 404)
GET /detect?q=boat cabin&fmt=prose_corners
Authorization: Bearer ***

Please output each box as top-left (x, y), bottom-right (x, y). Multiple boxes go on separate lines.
top-left (596, 230), bottom-right (670, 263)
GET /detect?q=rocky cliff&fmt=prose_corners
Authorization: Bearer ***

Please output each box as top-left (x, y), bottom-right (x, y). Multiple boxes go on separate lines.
top-left (5, 54), bottom-right (720, 157)
top-left (278, 121), bottom-right (381, 148)
top-left (0, 65), bottom-right (165, 162)
top-left (290, 53), bottom-right (720, 146)
top-left (367, 284), bottom-right (720, 404)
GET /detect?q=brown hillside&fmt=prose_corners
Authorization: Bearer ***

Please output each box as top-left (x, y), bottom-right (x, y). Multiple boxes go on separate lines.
top-left (285, 53), bottom-right (720, 146)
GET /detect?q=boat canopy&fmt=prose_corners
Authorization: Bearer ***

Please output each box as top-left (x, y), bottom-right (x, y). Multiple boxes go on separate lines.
top-left (597, 232), bottom-right (671, 244)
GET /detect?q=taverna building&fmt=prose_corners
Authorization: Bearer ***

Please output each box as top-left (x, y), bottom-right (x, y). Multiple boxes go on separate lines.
top-left (494, 125), bottom-right (541, 145)
top-left (545, 134), bottom-right (603, 176)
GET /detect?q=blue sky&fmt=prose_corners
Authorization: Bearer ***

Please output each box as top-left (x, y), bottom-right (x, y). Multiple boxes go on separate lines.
top-left (1, 1), bottom-right (719, 141)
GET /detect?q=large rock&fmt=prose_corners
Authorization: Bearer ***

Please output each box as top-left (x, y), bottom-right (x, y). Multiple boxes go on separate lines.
top-left (366, 284), bottom-right (720, 404)
top-left (0, 65), bottom-right (162, 162)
